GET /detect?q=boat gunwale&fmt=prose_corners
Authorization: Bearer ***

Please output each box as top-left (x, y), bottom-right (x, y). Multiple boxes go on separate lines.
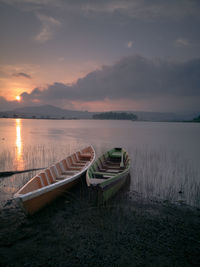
top-left (14, 146), bottom-right (96, 202)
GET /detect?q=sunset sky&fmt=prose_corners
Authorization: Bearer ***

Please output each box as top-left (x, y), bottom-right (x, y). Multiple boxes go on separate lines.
top-left (0, 0), bottom-right (200, 112)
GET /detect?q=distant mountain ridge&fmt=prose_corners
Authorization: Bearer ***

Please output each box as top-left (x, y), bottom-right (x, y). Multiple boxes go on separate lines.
top-left (1, 105), bottom-right (93, 119)
top-left (13, 105), bottom-right (68, 115)
top-left (0, 105), bottom-right (199, 121)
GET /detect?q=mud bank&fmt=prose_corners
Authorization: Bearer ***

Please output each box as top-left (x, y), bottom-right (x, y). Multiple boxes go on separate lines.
top-left (0, 185), bottom-right (200, 267)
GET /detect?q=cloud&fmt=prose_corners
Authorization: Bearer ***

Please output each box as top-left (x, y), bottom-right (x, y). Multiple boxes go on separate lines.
top-left (2, 0), bottom-right (200, 20)
top-left (34, 13), bottom-right (61, 43)
top-left (1, 55), bottom-right (199, 112)
top-left (81, 0), bottom-right (200, 20)
top-left (0, 0), bottom-right (61, 10)
top-left (0, 63), bottom-right (39, 78)
top-left (127, 41), bottom-right (133, 48)
top-left (14, 55), bottom-right (200, 112)
top-left (13, 72), bottom-right (32, 79)
top-left (0, 96), bottom-right (23, 111)
top-left (175, 38), bottom-right (192, 47)
top-left (1, 0), bottom-right (55, 3)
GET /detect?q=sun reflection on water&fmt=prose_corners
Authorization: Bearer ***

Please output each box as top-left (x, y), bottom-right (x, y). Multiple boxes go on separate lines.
top-left (15, 119), bottom-right (24, 170)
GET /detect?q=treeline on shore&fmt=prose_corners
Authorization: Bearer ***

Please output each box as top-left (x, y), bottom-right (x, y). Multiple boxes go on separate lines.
top-left (1, 110), bottom-right (200, 122)
top-left (93, 112), bottom-right (138, 120)
top-left (193, 115), bottom-right (200, 122)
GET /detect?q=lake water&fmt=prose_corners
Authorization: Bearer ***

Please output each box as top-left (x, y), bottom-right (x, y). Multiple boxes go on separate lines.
top-left (0, 118), bottom-right (200, 207)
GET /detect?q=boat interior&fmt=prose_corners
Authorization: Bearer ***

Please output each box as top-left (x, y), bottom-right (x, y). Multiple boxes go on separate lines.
top-left (88, 148), bottom-right (130, 181)
top-left (17, 146), bottom-right (94, 195)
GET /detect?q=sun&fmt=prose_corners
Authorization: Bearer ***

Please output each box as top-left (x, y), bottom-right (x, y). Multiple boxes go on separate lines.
top-left (16, 96), bottom-right (21, 101)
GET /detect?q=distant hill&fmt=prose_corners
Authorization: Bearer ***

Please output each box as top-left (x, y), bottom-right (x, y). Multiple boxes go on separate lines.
top-left (0, 104), bottom-right (199, 121)
top-left (131, 111), bottom-right (191, 122)
top-left (0, 105), bottom-right (93, 119)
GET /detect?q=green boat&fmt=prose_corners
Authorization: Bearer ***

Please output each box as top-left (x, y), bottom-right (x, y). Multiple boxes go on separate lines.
top-left (86, 147), bottom-right (130, 204)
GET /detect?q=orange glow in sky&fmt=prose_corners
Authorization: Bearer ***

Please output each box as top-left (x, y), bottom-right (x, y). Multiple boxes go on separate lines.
top-left (71, 99), bottom-right (139, 112)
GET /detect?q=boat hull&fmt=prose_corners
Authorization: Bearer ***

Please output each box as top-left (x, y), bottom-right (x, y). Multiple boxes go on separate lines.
top-left (86, 147), bottom-right (130, 204)
top-left (14, 146), bottom-right (95, 214)
top-left (97, 172), bottom-right (130, 204)
top-left (19, 178), bottom-right (80, 215)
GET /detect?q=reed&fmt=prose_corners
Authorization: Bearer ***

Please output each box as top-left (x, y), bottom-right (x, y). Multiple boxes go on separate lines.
top-left (130, 147), bottom-right (200, 207)
top-left (0, 144), bottom-right (200, 207)
top-left (0, 142), bottom-right (84, 171)
top-left (0, 142), bottom-right (84, 201)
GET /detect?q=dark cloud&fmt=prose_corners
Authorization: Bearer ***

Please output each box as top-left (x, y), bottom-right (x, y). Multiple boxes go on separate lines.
top-left (4, 0), bottom-right (200, 19)
top-left (7, 55), bottom-right (197, 112)
top-left (13, 72), bottom-right (32, 79)
top-left (20, 55), bottom-right (200, 100)
top-left (1, 55), bottom-right (199, 112)
top-left (0, 96), bottom-right (22, 111)
top-left (77, 56), bottom-right (200, 100)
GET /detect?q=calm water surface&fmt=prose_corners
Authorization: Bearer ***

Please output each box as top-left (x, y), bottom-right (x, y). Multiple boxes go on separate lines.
top-left (0, 118), bottom-right (200, 207)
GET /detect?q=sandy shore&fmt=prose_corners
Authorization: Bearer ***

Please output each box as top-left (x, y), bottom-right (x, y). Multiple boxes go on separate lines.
top-left (0, 183), bottom-right (200, 267)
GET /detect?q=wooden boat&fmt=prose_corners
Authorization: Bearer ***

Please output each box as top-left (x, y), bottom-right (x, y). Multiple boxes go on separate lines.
top-left (86, 147), bottom-right (130, 204)
top-left (14, 146), bottom-right (95, 214)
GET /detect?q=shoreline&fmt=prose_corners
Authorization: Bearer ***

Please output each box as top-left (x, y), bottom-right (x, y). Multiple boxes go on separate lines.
top-left (0, 117), bottom-right (199, 123)
top-left (0, 184), bottom-right (200, 266)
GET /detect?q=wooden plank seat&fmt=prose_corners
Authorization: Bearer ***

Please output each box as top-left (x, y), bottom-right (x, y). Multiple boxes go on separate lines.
top-left (68, 156), bottom-right (85, 168)
top-left (50, 166), bottom-right (66, 181)
top-left (61, 159), bottom-right (82, 171)
top-left (45, 169), bottom-right (56, 184)
top-left (77, 151), bottom-right (90, 162)
top-left (79, 152), bottom-right (91, 160)
top-left (72, 154), bottom-right (86, 166)
top-left (92, 171), bottom-right (116, 178)
top-left (96, 165), bottom-right (121, 173)
top-left (74, 153), bottom-right (88, 164)
top-left (106, 151), bottom-right (125, 168)
top-left (100, 163), bottom-right (120, 170)
top-left (38, 173), bottom-right (50, 186)
top-left (55, 163), bottom-right (78, 178)
top-left (98, 159), bottom-right (120, 171)
top-left (89, 178), bottom-right (107, 184)
top-left (102, 156), bottom-right (120, 166)
top-left (110, 151), bottom-right (122, 158)
top-left (106, 169), bottom-right (121, 173)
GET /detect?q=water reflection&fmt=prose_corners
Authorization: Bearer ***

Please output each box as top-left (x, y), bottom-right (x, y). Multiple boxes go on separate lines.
top-left (15, 119), bottom-right (24, 170)
top-left (0, 119), bottom-right (199, 207)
